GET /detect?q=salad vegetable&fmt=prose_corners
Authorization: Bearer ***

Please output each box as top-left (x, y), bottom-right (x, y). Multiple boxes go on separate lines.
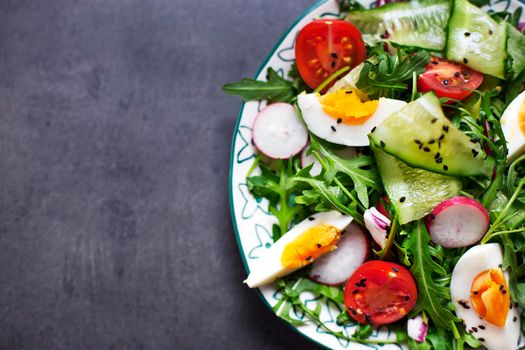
top-left (224, 0), bottom-right (525, 348)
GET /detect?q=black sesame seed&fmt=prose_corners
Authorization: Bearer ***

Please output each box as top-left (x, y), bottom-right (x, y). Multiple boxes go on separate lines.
top-left (345, 90), bottom-right (353, 94)
top-left (463, 58), bottom-right (468, 64)
top-left (513, 316), bottom-right (517, 322)
top-left (436, 157), bottom-right (443, 164)
top-left (399, 196), bottom-right (406, 203)
top-left (423, 147), bottom-right (430, 152)
top-left (479, 338), bottom-right (485, 342)
top-left (431, 61), bottom-right (438, 65)
top-left (499, 264), bottom-right (503, 268)
top-left (352, 289), bottom-right (359, 294)
top-left (431, 117), bottom-right (437, 123)
top-left (331, 126), bottom-right (337, 132)
top-left (439, 134), bottom-right (445, 140)
top-left (479, 325), bottom-right (485, 330)
top-left (502, 290), bottom-right (507, 294)
top-left (489, 29), bottom-right (493, 35)
top-left (308, 217), bottom-right (315, 221)
top-left (392, 267), bottom-right (399, 272)
top-left (428, 139), bottom-right (435, 144)
top-left (443, 125), bottom-right (449, 132)
top-left (443, 165), bottom-right (448, 171)
top-left (418, 144), bottom-right (423, 150)
top-left (454, 72), bottom-right (460, 78)
top-left (473, 291), bottom-right (479, 295)
top-left (371, 126), bottom-right (376, 132)
top-left (430, 213), bottom-right (435, 220)
top-left (472, 327), bottom-right (478, 332)
top-left (305, 256), bottom-right (312, 261)
top-left (464, 32), bottom-right (471, 37)
top-left (434, 152), bottom-right (441, 159)
top-left (499, 285), bottom-right (504, 290)
top-left (458, 300), bottom-right (470, 309)
top-left (337, 118), bottom-right (342, 124)
top-left (331, 52), bottom-right (337, 58)
top-left (331, 61), bottom-right (336, 68)
top-left (380, 140), bottom-right (385, 148)
top-left (316, 244), bottom-right (322, 248)
top-left (404, 295), bottom-right (410, 301)
top-left (443, 79), bottom-right (449, 86)
top-left (414, 139), bottom-right (422, 145)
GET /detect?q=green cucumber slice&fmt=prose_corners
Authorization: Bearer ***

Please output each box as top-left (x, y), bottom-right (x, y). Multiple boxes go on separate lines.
top-left (372, 143), bottom-right (461, 225)
top-left (506, 22), bottom-right (525, 81)
top-left (445, 0), bottom-right (506, 79)
top-left (346, 0), bottom-right (451, 51)
top-left (369, 93), bottom-right (494, 178)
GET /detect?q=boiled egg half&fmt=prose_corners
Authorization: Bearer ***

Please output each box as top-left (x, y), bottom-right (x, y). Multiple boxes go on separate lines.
top-left (297, 89), bottom-right (406, 147)
top-left (450, 243), bottom-right (521, 350)
top-left (245, 211), bottom-right (352, 288)
top-left (501, 90), bottom-right (525, 161)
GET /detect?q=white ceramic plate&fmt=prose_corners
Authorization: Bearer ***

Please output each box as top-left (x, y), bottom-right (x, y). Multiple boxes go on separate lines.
top-left (229, 0), bottom-right (525, 348)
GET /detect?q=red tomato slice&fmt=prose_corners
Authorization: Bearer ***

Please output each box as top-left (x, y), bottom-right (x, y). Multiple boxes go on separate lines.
top-left (418, 57), bottom-right (484, 101)
top-left (295, 19), bottom-right (366, 90)
top-left (344, 261), bottom-right (417, 325)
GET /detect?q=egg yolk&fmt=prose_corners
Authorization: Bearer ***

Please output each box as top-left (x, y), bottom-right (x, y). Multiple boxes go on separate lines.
top-left (470, 268), bottom-right (510, 327)
top-left (280, 224), bottom-right (341, 268)
top-left (519, 101), bottom-right (525, 135)
top-left (319, 89), bottom-right (379, 125)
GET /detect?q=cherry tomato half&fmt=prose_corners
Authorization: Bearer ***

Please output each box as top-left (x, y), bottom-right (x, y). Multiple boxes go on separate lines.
top-left (344, 261), bottom-right (417, 325)
top-left (418, 57), bottom-right (484, 101)
top-left (295, 19), bottom-right (366, 90)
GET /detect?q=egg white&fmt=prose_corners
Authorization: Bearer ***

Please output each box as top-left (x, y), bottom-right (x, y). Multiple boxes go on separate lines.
top-left (297, 93), bottom-right (406, 147)
top-left (501, 90), bottom-right (525, 162)
top-left (244, 211), bottom-right (353, 288)
top-left (450, 244), bottom-right (521, 350)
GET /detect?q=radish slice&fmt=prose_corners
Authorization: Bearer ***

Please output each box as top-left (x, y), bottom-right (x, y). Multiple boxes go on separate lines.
top-left (301, 143), bottom-right (357, 176)
top-left (376, 195), bottom-right (390, 218)
top-left (309, 223), bottom-right (369, 286)
top-left (425, 196), bottom-right (490, 248)
top-left (252, 103), bottom-right (308, 159)
top-left (407, 314), bottom-right (428, 343)
top-left (364, 207), bottom-right (391, 249)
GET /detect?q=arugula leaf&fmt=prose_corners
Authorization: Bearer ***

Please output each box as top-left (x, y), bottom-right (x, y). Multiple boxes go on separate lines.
top-left (506, 70), bottom-right (525, 104)
top-left (357, 47), bottom-right (430, 99)
top-left (309, 135), bottom-right (382, 208)
top-left (288, 63), bottom-right (310, 94)
top-left (222, 67), bottom-right (297, 103)
top-left (402, 221), bottom-right (458, 329)
top-left (247, 159), bottom-right (308, 239)
top-left (338, 0), bottom-right (365, 12)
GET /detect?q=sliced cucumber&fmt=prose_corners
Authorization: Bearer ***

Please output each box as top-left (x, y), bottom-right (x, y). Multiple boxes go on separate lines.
top-left (506, 22), bottom-right (525, 81)
top-left (372, 143), bottom-right (461, 225)
top-left (346, 0), bottom-right (451, 51)
top-left (369, 93), bottom-right (494, 178)
top-left (446, 0), bottom-right (506, 79)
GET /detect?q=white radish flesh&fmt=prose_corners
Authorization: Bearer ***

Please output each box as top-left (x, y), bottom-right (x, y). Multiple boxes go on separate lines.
top-left (252, 103), bottom-right (308, 159)
top-left (309, 223), bottom-right (369, 286)
top-left (301, 143), bottom-right (357, 176)
top-left (364, 207), bottom-right (391, 249)
top-left (407, 314), bottom-right (428, 343)
top-left (426, 196), bottom-right (490, 248)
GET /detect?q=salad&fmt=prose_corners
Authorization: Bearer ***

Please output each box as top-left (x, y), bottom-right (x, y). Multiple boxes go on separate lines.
top-left (224, 0), bottom-right (525, 349)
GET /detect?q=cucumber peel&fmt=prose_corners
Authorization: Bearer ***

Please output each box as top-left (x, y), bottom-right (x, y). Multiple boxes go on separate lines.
top-left (369, 92), bottom-right (494, 178)
top-left (372, 143), bottom-right (461, 225)
top-left (346, 0), bottom-right (451, 51)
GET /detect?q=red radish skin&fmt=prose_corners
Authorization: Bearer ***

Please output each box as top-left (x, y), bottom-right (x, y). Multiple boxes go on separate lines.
top-left (364, 207), bottom-right (391, 249)
top-left (252, 103), bottom-right (308, 159)
top-left (425, 196), bottom-right (490, 248)
top-left (309, 223), bottom-right (369, 286)
top-left (376, 195), bottom-right (391, 218)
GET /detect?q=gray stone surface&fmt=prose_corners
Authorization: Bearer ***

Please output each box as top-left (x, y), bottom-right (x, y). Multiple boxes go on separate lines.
top-left (0, 0), bottom-right (321, 349)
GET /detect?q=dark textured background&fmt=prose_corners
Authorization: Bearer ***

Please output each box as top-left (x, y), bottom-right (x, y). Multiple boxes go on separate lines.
top-left (0, 0), bottom-right (323, 349)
